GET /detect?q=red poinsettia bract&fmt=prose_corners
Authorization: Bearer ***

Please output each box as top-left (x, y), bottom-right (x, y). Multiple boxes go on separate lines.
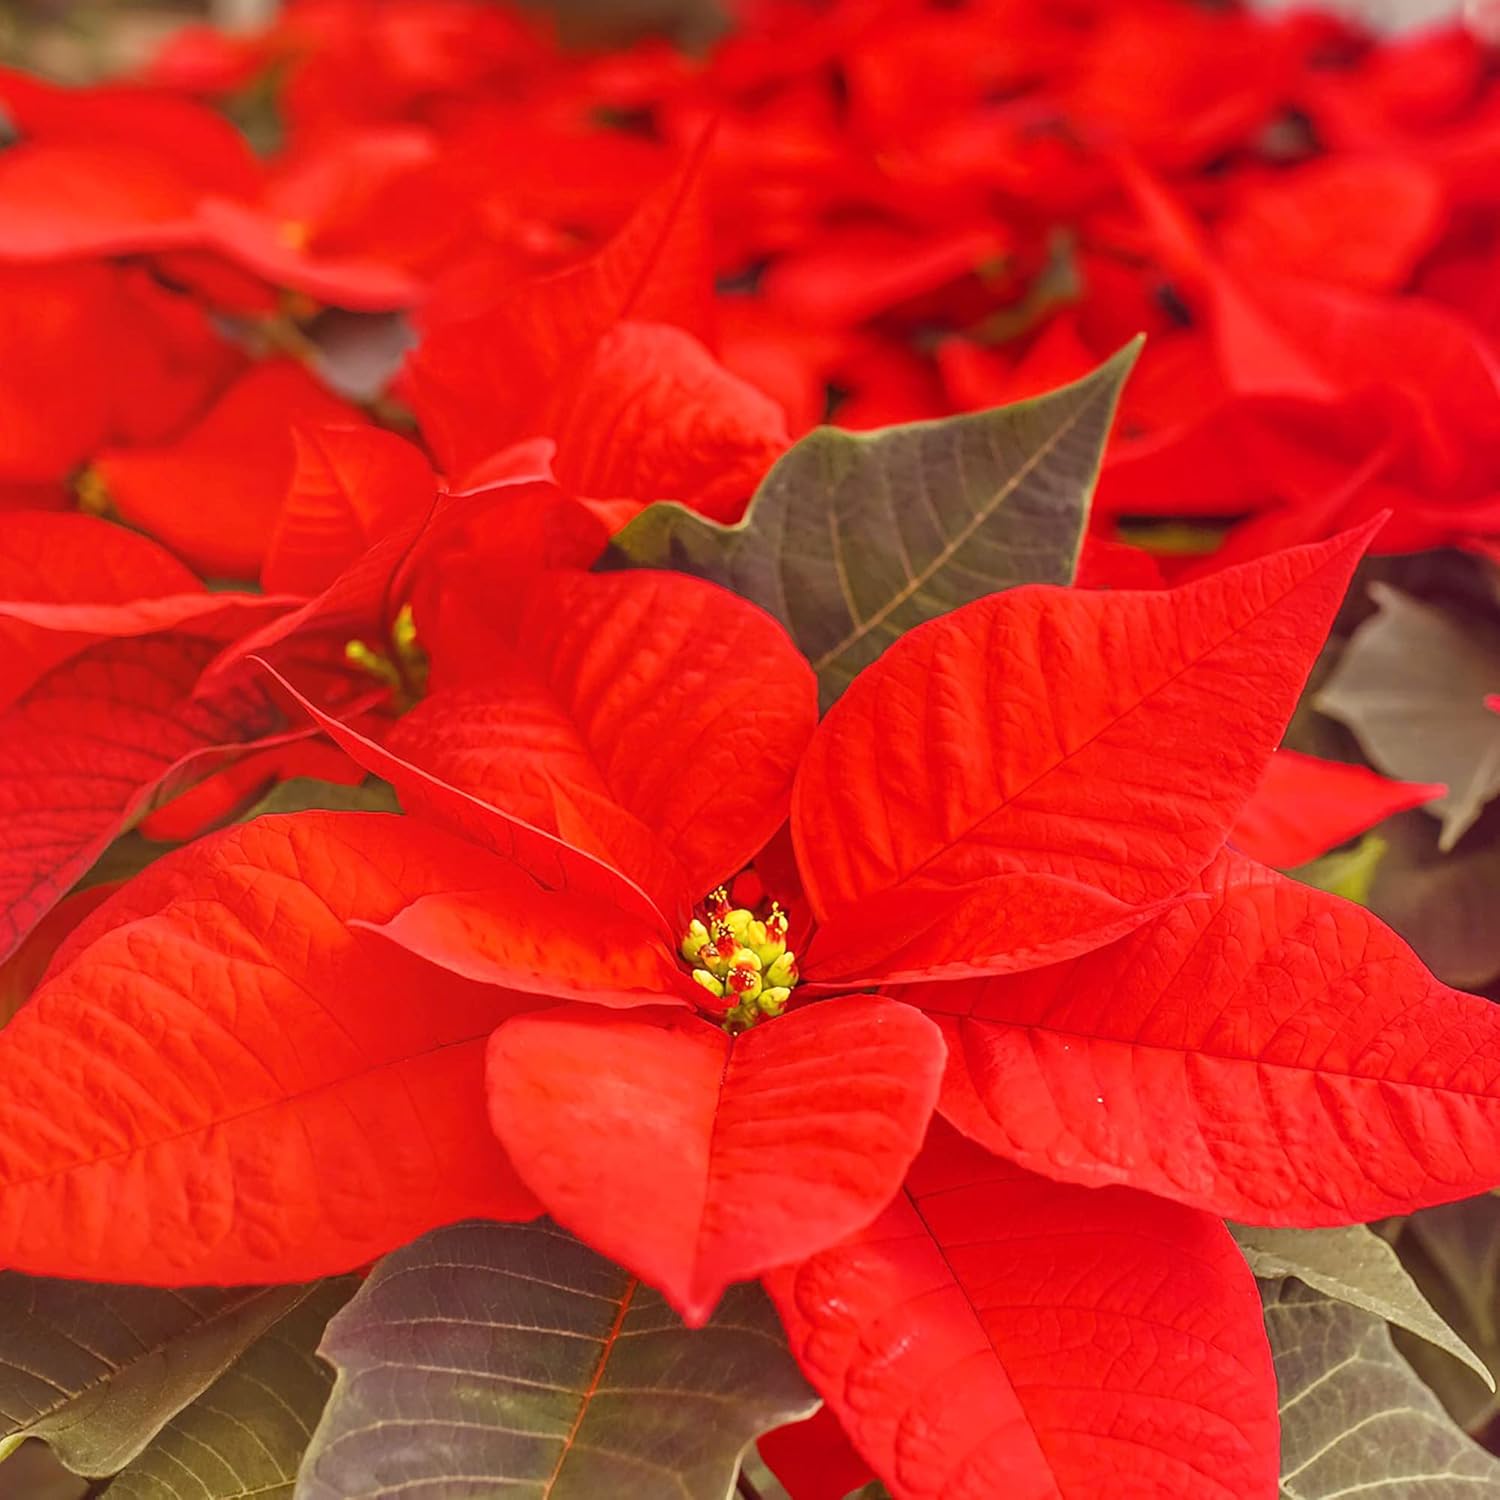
top-left (4, 519), bottom-right (1500, 1495)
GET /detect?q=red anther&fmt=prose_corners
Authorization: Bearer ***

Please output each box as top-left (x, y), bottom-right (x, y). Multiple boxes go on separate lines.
top-left (765, 905), bottom-right (788, 943)
top-left (706, 887), bottom-right (732, 922)
top-left (711, 923), bottom-right (738, 959)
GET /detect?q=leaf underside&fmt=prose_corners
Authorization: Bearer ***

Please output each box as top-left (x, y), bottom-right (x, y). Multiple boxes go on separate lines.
top-left (0, 1274), bottom-right (311, 1476)
top-left (1233, 1224), bottom-right (1492, 1389)
top-left (295, 1219), bottom-right (817, 1500)
top-left (1263, 1278), bottom-right (1500, 1499)
top-left (108, 1279), bottom-right (354, 1500)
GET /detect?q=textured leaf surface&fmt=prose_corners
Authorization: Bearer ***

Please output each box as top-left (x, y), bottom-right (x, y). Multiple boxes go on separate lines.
top-left (295, 1219), bottom-right (816, 1500)
top-left (0, 634), bottom-right (286, 963)
top-left (0, 1277), bottom-right (310, 1474)
top-left (0, 511), bottom-right (197, 713)
top-left (262, 425), bottom-right (434, 596)
top-left (767, 1121), bottom-right (1277, 1500)
top-left (363, 879), bottom-right (701, 1009)
top-left (1316, 584), bottom-right (1500, 850)
top-left (135, 741), bottom-right (367, 843)
top-left (387, 569), bottom-right (816, 911)
top-left (108, 1280), bottom-right (354, 1500)
top-left (1264, 1279), bottom-right (1500, 1499)
top-left (0, 885), bottom-right (116, 1027)
top-left (206, 474), bottom-right (590, 691)
top-left (794, 525), bottom-right (1376, 977)
top-left (545, 321), bottom-right (788, 520)
top-left (266, 667), bottom-right (669, 934)
top-left (611, 345), bottom-right (1137, 707)
top-left (926, 851), bottom-right (1500, 1224)
top-left (0, 813), bottom-right (541, 1282)
top-left (486, 997), bottom-right (945, 1324)
top-left (407, 138), bottom-right (713, 479)
top-left (1233, 1225), bottom-right (1492, 1388)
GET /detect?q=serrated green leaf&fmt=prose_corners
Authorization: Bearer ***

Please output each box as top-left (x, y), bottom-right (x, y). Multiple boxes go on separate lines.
top-left (1315, 584), bottom-right (1500, 850)
top-left (0, 1276), bottom-right (311, 1476)
top-left (295, 1219), bottom-right (818, 1500)
top-left (609, 342), bottom-right (1138, 707)
top-left (240, 776), bottom-right (401, 822)
top-left (1264, 1278), bottom-right (1500, 1498)
top-left (1235, 1224), bottom-right (1492, 1389)
top-left (106, 1280), bottom-right (353, 1500)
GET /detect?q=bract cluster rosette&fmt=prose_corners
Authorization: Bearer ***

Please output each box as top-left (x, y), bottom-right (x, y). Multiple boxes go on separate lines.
top-left (0, 2), bottom-right (1497, 1498)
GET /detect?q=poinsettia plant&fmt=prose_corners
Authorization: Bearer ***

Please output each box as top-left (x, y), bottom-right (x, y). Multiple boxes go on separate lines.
top-left (2, 1), bottom-right (1500, 1498)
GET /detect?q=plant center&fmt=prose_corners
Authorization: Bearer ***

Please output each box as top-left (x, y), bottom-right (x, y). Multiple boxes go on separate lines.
top-left (344, 602), bottom-right (428, 710)
top-left (680, 886), bottom-right (799, 1034)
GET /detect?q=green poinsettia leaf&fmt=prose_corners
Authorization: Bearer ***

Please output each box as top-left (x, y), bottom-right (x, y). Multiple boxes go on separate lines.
top-left (295, 1220), bottom-right (818, 1500)
top-left (1235, 1224), bottom-right (1492, 1389)
top-left (107, 1280), bottom-right (353, 1500)
top-left (0, 1276), bottom-right (314, 1476)
top-left (1288, 833), bottom-right (1387, 906)
top-left (78, 831), bottom-right (170, 891)
top-left (241, 777), bottom-right (401, 821)
top-left (1315, 583), bottom-right (1500, 851)
top-left (609, 341), bottom-right (1139, 708)
top-left (1263, 1278), bottom-right (1500, 1499)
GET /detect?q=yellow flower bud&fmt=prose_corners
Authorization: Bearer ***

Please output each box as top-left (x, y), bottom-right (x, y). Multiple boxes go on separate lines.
top-left (757, 986), bottom-right (791, 1017)
top-left (681, 919), bottom-right (711, 964)
top-left (723, 908), bottom-right (754, 940)
top-left (692, 969), bottom-right (726, 1000)
top-left (765, 950), bottom-right (798, 989)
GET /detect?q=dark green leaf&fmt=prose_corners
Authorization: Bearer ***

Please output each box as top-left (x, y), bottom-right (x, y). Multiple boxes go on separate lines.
top-left (1315, 584), bottom-right (1500, 850)
top-left (296, 1219), bottom-right (818, 1500)
top-left (609, 342), bottom-right (1138, 707)
top-left (241, 777), bottom-right (401, 822)
top-left (107, 1280), bottom-right (353, 1500)
top-left (79, 832), bottom-right (171, 891)
top-left (0, 1277), bottom-right (310, 1476)
top-left (1234, 1225), bottom-right (1491, 1387)
top-left (1263, 1278), bottom-right (1500, 1498)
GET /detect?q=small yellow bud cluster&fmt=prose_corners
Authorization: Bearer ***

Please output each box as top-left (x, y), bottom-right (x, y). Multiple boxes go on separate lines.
top-left (344, 603), bottom-right (429, 710)
top-left (680, 887), bottom-right (798, 1033)
top-left (74, 467), bottom-right (113, 518)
